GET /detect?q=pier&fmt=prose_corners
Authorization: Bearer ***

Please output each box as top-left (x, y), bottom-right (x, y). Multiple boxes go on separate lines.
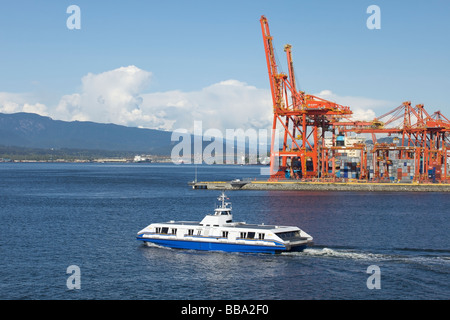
top-left (189, 180), bottom-right (450, 192)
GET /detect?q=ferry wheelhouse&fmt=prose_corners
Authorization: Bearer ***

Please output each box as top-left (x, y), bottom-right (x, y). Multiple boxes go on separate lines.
top-left (136, 192), bottom-right (313, 254)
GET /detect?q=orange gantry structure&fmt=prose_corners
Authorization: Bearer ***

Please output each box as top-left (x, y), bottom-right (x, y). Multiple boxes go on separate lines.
top-left (260, 16), bottom-right (450, 183)
top-left (260, 16), bottom-right (352, 180)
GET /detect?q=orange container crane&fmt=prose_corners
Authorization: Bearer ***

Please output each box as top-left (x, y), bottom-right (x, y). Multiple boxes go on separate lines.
top-left (333, 101), bottom-right (450, 182)
top-left (260, 15), bottom-right (449, 184)
top-left (260, 16), bottom-right (352, 179)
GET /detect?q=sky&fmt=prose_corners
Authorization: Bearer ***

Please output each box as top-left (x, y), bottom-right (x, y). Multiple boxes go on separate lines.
top-left (0, 0), bottom-right (449, 133)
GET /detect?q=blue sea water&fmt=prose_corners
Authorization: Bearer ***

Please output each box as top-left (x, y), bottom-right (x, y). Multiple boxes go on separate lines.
top-left (0, 163), bottom-right (449, 300)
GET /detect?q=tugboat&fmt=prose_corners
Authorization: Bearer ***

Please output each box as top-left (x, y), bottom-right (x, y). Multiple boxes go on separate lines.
top-left (136, 192), bottom-right (313, 254)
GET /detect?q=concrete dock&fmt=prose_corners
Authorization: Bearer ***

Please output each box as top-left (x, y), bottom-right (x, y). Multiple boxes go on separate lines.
top-left (189, 180), bottom-right (450, 192)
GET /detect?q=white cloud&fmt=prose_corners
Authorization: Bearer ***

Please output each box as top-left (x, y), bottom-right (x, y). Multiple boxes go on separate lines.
top-left (4, 67), bottom-right (271, 133)
top-left (1, 67), bottom-right (400, 135)
top-left (51, 66), bottom-right (273, 133)
top-left (22, 103), bottom-right (48, 115)
top-left (140, 79), bottom-right (273, 132)
top-left (55, 65), bottom-right (152, 126)
top-left (0, 92), bottom-right (48, 116)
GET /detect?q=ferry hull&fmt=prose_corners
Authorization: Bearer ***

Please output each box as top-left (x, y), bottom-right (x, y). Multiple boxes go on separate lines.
top-left (136, 236), bottom-right (308, 254)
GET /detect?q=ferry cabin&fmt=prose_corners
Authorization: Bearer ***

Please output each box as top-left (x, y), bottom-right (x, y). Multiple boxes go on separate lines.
top-left (149, 221), bottom-right (304, 243)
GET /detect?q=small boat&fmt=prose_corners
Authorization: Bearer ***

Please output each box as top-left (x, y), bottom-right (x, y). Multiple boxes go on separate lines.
top-left (230, 178), bottom-right (248, 189)
top-left (136, 192), bottom-right (313, 254)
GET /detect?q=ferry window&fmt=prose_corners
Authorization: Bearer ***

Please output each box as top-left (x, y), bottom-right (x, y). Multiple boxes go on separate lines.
top-left (247, 232), bottom-right (255, 239)
top-left (188, 229), bottom-right (194, 236)
top-left (161, 227), bottom-right (169, 234)
top-left (276, 231), bottom-right (300, 240)
top-left (222, 231), bottom-right (229, 238)
top-left (258, 233), bottom-right (265, 240)
top-left (197, 230), bottom-right (202, 236)
top-left (155, 227), bottom-right (161, 233)
top-left (240, 232), bottom-right (247, 239)
top-left (221, 211), bottom-right (229, 215)
top-left (171, 228), bottom-right (177, 235)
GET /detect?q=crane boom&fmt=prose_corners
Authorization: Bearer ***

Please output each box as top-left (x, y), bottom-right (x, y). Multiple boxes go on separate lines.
top-left (260, 15), bottom-right (286, 111)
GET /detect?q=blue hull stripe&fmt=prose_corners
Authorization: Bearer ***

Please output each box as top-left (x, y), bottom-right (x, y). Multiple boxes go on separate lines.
top-left (136, 237), bottom-right (306, 254)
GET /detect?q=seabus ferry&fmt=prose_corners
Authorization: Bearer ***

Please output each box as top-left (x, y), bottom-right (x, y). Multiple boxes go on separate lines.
top-left (136, 192), bottom-right (313, 254)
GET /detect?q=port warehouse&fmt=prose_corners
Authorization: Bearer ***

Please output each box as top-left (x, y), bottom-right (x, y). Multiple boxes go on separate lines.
top-left (258, 16), bottom-right (449, 184)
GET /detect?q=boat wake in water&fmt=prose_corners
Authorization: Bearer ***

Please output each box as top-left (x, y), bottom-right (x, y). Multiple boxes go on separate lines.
top-left (290, 247), bottom-right (386, 261)
top-left (283, 246), bottom-right (450, 268)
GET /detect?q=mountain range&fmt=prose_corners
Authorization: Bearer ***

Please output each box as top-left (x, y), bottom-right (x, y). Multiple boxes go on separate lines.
top-left (0, 112), bottom-right (175, 155)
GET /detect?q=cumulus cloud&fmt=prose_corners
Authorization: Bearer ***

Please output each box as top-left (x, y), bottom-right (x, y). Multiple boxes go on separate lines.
top-left (139, 79), bottom-right (273, 132)
top-left (54, 66), bottom-right (273, 132)
top-left (55, 65), bottom-right (152, 126)
top-left (1, 66), bottom-right (273, 133)
top-left (1, 66), bottom-right (400, 135)
top-left (0, 92), bottom-right (48, 116)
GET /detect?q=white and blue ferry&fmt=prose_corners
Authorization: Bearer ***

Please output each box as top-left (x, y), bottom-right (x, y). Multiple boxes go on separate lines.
top-left (136, 192), bottom-right (313, 254)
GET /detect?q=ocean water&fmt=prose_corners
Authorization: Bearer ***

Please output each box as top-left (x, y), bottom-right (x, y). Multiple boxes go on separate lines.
top-left (0, 163), bottom-right (449, 300)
